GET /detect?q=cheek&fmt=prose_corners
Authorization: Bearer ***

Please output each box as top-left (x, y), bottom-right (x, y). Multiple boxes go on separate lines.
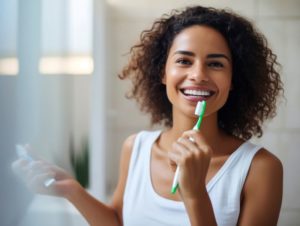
top-left (164, 68), bottom-right (185, 103)
top-left (215, 73), bottom-right (231, 87)
top-left (166, 67), bottom-right (180, 78)
top-left (215, 75), bottom-right (232, 101)
top-left (165, 67), bottom-right (184, 87)
top-left (220, 80), bottom-right (232, 93)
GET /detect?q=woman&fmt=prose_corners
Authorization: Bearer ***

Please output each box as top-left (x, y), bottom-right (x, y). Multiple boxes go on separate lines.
top-left (13, 5), bottom-right (283, 226)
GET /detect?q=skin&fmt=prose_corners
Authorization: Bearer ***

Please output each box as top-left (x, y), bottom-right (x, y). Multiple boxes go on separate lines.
top-left (13, 25), bottom-right (283, 226)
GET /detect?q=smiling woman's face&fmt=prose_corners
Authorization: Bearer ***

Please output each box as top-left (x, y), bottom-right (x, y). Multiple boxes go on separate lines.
top-left (163, 25), bottom-right (232, 119)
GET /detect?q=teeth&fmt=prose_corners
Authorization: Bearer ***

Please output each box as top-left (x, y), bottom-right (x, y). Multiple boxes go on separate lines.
top-left (183, 89), bottom-right (211, 96)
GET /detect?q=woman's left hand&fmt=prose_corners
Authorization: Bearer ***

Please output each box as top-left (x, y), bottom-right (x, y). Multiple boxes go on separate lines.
top-left (168, 130), bottom-right (212, 200)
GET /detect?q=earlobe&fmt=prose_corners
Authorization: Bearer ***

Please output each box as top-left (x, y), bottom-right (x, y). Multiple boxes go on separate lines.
top-left (162, 75), bottom-right (166, 85)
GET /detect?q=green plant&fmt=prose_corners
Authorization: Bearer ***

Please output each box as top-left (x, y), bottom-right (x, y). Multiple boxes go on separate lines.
top-left (70, 138), bottom-right (89, 188)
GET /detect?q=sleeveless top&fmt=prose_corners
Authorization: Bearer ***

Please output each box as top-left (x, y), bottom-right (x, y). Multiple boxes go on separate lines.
top-left (123, 130), bottom-right (262, 226)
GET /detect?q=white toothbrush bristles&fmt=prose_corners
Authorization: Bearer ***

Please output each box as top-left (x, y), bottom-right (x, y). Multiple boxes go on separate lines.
top-left (194, 101), bottom-right (204, 116)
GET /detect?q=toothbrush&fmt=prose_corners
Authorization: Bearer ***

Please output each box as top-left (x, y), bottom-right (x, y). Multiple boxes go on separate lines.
top-left (16, 144), bottom-right (56, 187)
top-left (171, 100), bottom-right (207, 194)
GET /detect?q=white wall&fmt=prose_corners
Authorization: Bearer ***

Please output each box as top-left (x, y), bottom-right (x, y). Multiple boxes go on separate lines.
top-left (105, 1), bottom-right (300, 225)
top-left (254, 1), bottom-right (300, 225)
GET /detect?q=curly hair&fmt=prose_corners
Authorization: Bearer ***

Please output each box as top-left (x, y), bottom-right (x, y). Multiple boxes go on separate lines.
top-left (119, 5), bottom-right (283, 140)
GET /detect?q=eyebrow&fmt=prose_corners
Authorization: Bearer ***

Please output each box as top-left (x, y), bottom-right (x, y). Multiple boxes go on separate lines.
top-left (207, 53), bottom-right (231, 62)
top-left (173, 50), bottom-right (231, 62)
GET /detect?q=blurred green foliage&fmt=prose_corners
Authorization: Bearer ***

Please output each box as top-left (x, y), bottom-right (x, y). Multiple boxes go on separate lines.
top-left (70, 138), bottom-right (89, 188)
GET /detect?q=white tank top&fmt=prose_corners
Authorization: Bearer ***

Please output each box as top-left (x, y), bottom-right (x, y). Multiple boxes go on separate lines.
top-left (123, 130), bottom-right (261, 226)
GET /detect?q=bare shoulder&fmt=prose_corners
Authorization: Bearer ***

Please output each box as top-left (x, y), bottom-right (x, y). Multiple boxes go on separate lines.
top-left (121, 134), bottom-right (137, 157)
top-left (245, 147), bottom-right (283, 192)
top-left (251, 148), bottom-right (283, 177)
top-left (110, 134), bottom-right (138, 223)
top-left (116, 133), bottom-right (138, 184)
top-left (239, 148), bottom-right (283, 225)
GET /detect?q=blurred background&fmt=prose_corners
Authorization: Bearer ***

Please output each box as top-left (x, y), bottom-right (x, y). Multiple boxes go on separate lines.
top-left (0, 0), bottom-right (299, 225)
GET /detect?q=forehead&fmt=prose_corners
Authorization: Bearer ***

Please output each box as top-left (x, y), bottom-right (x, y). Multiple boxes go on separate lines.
top-left (169, 25), bottom-right (231, 57)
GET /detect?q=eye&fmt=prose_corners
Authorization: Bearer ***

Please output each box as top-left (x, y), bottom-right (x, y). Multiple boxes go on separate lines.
top-left (175, 58), bottom-right (192, 66)
top-left (208, 61), bottom-right (224, 69)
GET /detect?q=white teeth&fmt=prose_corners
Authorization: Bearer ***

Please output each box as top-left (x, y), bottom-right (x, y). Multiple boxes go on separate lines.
top-left (183, 89), bottom-right (211, 96)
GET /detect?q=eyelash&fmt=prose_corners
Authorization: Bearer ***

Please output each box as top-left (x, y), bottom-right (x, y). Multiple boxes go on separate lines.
top-left (208, 62), bottom-right (224, 68)
top-left (175, 58), bottom-right (192, 65)
top-left (175, 58), bottom-right (224, 69)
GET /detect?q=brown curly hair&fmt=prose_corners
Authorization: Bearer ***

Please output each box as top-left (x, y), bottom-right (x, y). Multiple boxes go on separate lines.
top-left (119, 6), bottom-right (283, 140)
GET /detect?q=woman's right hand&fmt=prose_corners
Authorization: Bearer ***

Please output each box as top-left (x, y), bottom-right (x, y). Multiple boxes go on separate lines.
top-left (12, 156), bottom-right (80, 199)
top-left (168, 130), bottom-right (212, 200)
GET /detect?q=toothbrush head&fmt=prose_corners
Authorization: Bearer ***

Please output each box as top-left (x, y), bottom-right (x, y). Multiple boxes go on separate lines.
top-left (194, 101), bottom-right (206, 116)
top-left (193, 101), bottom-right (207, 131)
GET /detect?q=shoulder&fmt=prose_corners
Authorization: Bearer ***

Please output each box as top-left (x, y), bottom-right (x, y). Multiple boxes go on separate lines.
top-left (250, 148), bottom-right (283, 178)
top-left (246, 147), bottom-right (283, 194)
top-left (122, 134), bottom-right (137, 155)
top-left (245, 147), bottom-right (283, 189)
top-left (116, 133), bottom-right (138, 177)
top-left (239, 148), bottom-right (283, 225)
top-left (119, 134), bottom-right (138, 169)
top-left (120, 130), bottom-right (160, 158)
top-left (110, 133), bottom-right (138, 220)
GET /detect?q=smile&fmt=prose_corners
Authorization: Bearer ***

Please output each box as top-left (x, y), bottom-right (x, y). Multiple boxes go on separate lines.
top-left (180, 88), bottom-right (215, 101)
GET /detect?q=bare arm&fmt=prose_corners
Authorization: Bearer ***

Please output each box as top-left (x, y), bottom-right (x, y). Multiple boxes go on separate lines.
top-left (66, 181), bottom-right (120, 226)
top-left (238, 149), bottom-right (283, 226)
top-left (66, 134), bottom-right (136, 226)
top-left (182, 189), bottom-right (217, 226)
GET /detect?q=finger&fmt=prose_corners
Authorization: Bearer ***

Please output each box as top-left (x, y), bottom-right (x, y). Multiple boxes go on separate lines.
top-left (182, 131), bottom-right (212, 155)
top-left (52, 166), bottom-right (73, 180)
top-left (169, 141), bottom-right (196, 169)
top-left (27, 172), bottom-right (56, 193)
top-left (24, 144), bottom-right (41, 160)
top-left (177, 137), bottom-right (199, 153)
top-left (12, 158), bottom-right (29, 170)
top-left (188, 136), bottom-right (195, 143)
top-left (11, 159), bottom-right (30, 177)
top-left (182, 130), bottom-right (198, 141)
top-left (168, 141), bottom-right (189, 172)
top-left (28, 160), bottom-right (49, 173)
top-left (13, 158), bottom-right (34, 175)
top-left (168, 150), bottom-right (182, 167)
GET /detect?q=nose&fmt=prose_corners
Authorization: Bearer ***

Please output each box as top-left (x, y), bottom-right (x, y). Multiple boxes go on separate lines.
top-left (188, 63), bottom-right (209, 82)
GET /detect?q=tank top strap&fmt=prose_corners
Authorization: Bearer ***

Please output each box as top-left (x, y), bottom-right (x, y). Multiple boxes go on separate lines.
top-left (129, 130), bottom-right (162, 166)
top-left (207, 141), bottom-right (262, 192)
top-left (237, 141), bottom-right (262, 186)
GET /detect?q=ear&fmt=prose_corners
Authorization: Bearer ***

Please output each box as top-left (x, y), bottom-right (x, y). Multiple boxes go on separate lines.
top-left (161, 74), bottom-right (166, 85)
